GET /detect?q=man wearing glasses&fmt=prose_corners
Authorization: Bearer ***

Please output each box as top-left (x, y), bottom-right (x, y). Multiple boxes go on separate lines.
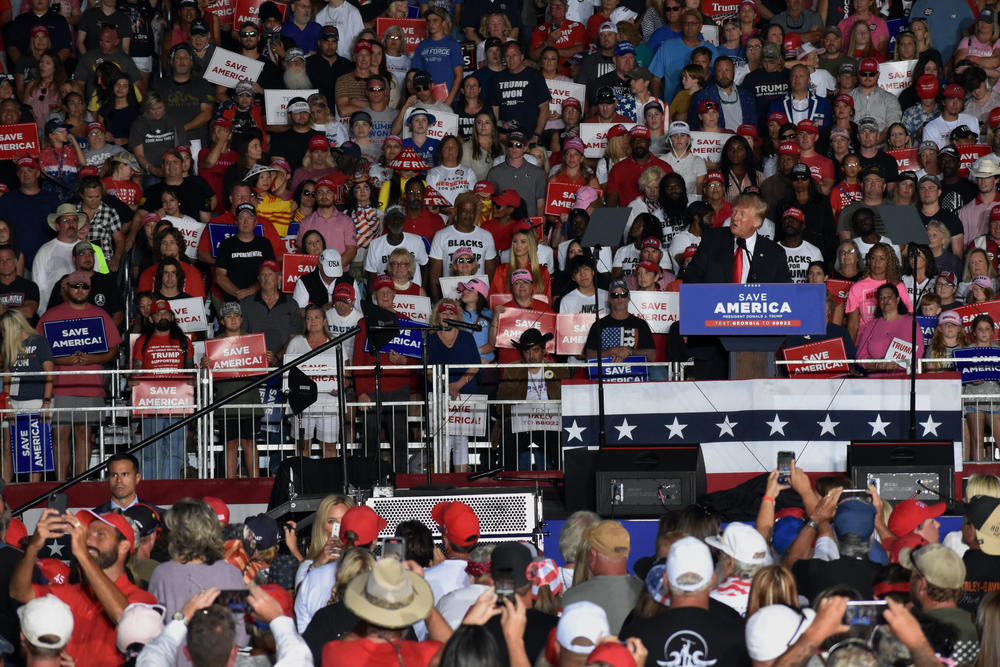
top-left (583, 279), bottom-right (656, 365)
top-left (46, 241), bottom-right (125, 329)
top-left (360, 75), bottom-right (398, 147)
top-left (848, 58), bottom-right (901, 142)
top-left (227, 20), bottom-right (284, 97)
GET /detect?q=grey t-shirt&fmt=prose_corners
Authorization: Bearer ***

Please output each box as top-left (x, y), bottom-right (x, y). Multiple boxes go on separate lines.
top-left (560, 574), bottom-right (644, 634)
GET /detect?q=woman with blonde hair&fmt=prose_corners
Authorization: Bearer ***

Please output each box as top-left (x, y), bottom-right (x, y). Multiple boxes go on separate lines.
top-left (924, 310), bottom-right (967, 371)
top-left (289, 493), bottom-right (356, 584)
top-left (427, 298), bottom-right (480, 471)
top-left (388, 246), bottom-right (426, 296)
top-left (596, 125), bottom-right (632, 184)
top-left (491, 227), bottom-right (552, 301)
top-left (746, 565), bottom-right (800, 617)
top-left (292, 138), bottom-right (338, 191)
top-left (0, 310), bottom-right (54, 481)
top-left (475, 12), bottom-right (513, 67)
top-left (960, 247), bottom-right (997, 299)
top-left (149, 498), bottom-right (247, 627)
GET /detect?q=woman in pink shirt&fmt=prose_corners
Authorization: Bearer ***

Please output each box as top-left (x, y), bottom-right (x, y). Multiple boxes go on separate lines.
top-left (846, 242), bottom-right (912, 341)
top-left (838, 0), bottom-right (889, 57)
top-left (855, 283), bottom-right (923, 372)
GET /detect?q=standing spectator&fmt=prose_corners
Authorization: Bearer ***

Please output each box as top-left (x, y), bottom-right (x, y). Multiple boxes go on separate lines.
top-left (271, 98), bottom-right (324, 171)
top-left (0, 245), bottom-right (39, 320)
top-left (706, 523), bottom-right (769, 616)
top-left (0, 156), bottom-right (57, 270)
top-left (73, 27), bottom-right (141, 99)
top-left (778, 207), bottom-right (823, 283)
top-left (292, 248), bottom-right (345, 311)
top-left (486, 129), bottom-right (548, 217)
top-left (306, 26), bottom-right (353, 105)
top-left (32, 205), bottom-right (82, 315)
top-left (10, 508), bottom-right (157, 665)
top-left (282, 0), bottom-right (321, 53)
top-left (4, 0), bottom-right (73, 63)
top-left (14, 595), bottom-right (74, 666)
top-left (428, 193), bottom-right (498, 299)
top-left (155, 43), bottom-right (215, 143)
top-left (314, 0), bottom-right (364, 60)
top-left (298, 177), bottom-right (358, 265)
top-left (562, 521), bottom-right (643, 634)
top-left (241, 260), bottom-right (303, 366)
top-left (215, 203), bottom-right (276, 302)
top-left (425, 501), bottom-right (480, 601)
top-left (649, 9), bottom-right (718, 102)
top-left (688, 57), bottom-right (756, 131)
top-left (606, 126), bottom-right (672, 207)
top-left (849, 58), bottom-right (902, 139)
top-left (489, 41), bottom-right (551, 145)
top-left (0, 309), bottom-right (54, 477)
top-left (129, 93), bottom-right (188, 183)
top-left (46, 241), bottom-right (125, 328)
top-left (923, 84), bottom-right (981, 150)
top-left (412, 8), bottom-right (464, 106)
top-left (131, 299), bottom-right (193, 479)
top-left (93, 452), bottom-right (146, 513)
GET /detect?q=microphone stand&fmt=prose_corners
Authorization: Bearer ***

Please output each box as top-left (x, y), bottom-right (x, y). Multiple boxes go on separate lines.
top-left (591, 245), bottom-right (607, 448)
top-left (907, 243), bottom-right (919, 439)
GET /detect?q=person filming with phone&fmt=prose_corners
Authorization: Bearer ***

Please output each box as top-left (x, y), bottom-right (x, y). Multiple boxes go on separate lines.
top-left (9, 507), bottom-right (157, 665)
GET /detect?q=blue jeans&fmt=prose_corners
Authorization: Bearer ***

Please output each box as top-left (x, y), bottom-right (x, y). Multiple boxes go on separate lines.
top-left (140, 416), bottom-right (186, 479)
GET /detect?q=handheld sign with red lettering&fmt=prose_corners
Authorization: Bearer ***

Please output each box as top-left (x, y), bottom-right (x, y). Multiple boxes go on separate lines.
top-left (264, 89), bottom-right (319, 125)
top-left (204, 47), bottom-right (265, 88)
top-left (132, 379), bottom-right (195, 416)
top-left (959, 144), bottom-right (991, 178)
top-left (205, 333), bottom-right (268, 378)
top-left (376, 18), bottom-right (427, 54)
top-left (447, 394), bottom-right (488, 437)
top-left (546, 80), bottom-right (587, 115)
top-left (953, 300), bottom-right (1000, 340)
top-left (877, 59), bottom-right (917, 96)
top-left (628, 291), bottom-right (680, 334)
top-left (885, 337), bottom-right (913, 368)
top-left (282, 354), bottom-right (338, 392)
top-left (781, 338), bottom-right (849, 377)
top-left (0, 123), bottom-right (39, 160)
top-left (887, 148), bottom-right (918, 173)
top-left (556, 313), bottom-right (597, 356)
top-left (826, 279), bottom-right (852, 304)
top-left (688, 131), bottom-right (724, 163)
top-left (392, 294), bottom-right (431, 324)
top-left (204, 0), bottom-right (234, 23)
top-left (232, 0), bottom-right (285, 28)
top-left (495, 308), bottom-right (556, 352)
top-left (545, 183), bottom-right (604, 217)
top-left (168, 297), bottom-right (208, 333)
top-left (281, 253), bottom-right (318, 293)
top-left (700, 0), bottom-right (737, 22)
top-left (167, 219), bottom-right (205, 261)
top-left (580, 122), bottom-right (636, 158)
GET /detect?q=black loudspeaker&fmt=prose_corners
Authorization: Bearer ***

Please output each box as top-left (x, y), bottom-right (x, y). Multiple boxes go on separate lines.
top-left (594, 445), bottom-right (706, 517)
top-left (267, 455), bottom-right (381, 510)
top-left (848, 441), bottom-right (955, 506)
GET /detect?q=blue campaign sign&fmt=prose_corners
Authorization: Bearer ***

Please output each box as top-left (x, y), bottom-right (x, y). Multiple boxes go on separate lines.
top-left (586, 355), bottom-right (648, 382)
top-left (286, 222), bottom-right (299, 238)
top-left (42, 316), bottom-right (109, 357)
top-left (365, 318), bottom-right (426, 359)
top-left (10, 413), bottom-right (54, 474)
top-left (917, 316), bottom-right (938, 350)
top-left (207, 223), bottom-right (266, 258)
top-left (953, 347), bottom-right (1000, 382)
top-left (679, 283), bottom-right (827, 336)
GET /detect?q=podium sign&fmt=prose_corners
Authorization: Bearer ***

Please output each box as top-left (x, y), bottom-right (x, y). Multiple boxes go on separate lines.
top-left (679, 283), bottom-right (826, 336)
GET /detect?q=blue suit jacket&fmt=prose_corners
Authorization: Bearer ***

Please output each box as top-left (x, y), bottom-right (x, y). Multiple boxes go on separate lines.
top-left (687, 84), bottom-right (757, 130)
top-left (767, 93), bottom-right (833, 130)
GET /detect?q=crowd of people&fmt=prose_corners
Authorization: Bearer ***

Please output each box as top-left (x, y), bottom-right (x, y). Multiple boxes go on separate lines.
top-left (1, 456), bottom-right (1000, 666)
top-left (0, 0), bottom-right (997, 477)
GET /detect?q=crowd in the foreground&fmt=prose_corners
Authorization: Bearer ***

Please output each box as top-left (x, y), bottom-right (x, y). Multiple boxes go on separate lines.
top-left (1, 454), bottom-right (1000, 666)
top-left (8, 0), bottom-right (1000, 472)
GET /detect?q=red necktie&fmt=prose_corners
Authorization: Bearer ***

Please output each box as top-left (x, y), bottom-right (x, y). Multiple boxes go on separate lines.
top-left (732, 246), bottom-right (743, 284)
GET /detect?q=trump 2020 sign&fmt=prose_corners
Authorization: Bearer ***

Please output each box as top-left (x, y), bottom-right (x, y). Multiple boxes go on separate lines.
top-left (679, 283), bottom-right (826, 336)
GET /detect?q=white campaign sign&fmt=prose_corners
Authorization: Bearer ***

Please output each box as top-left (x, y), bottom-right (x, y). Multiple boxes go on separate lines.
top-left (168, 297), bottom-right (208, 333)
top-left (204, 48), bottom-right (264, 88)
top-left (282, 354), bottom-right (339, 392)
top-left (511, 403), bottom-right (562, 432)
top-left (426, 110), bottom-right (460, 140)
top-left (393, 294), bottom-right (431, 324)
top-left (688, 131), bottom-right (725, 163)
top-left (166, 218), bottom-right (205, 260)
top-left (878, 60), bottom-right (916, 96)
top-left (546, 80), bottom-right (587, 115)
top-left (580, 122), bottom-right (636, 158)
top-left (885, 336), bottom-right (912, 369)
top-left (264, 89), bottom-right (319, 125)
top-left (438, 274), bottom-right (488, 299)
top-left (447, 394), bottom-right (488, 437)
top-left (627, 291), bottom-right (680, 334)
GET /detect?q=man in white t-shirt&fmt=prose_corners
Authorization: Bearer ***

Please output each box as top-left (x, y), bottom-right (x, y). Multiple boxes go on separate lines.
top-left (425, 160), bottom-right (476, 205)
top-left (314, 0), bottom-right (364, 60)
top-left (428, 192), bottom-right (498, 299)
top-left (777, 207), bottom-right (823, 283)
top-left (364, 205), bottom-right (428, 284)
top-left (923, 84), bottom-right (980, 149)
top-left (325, 282), bottom-right (363, 360)
top-left (558, 255), bottom-right (608, 316)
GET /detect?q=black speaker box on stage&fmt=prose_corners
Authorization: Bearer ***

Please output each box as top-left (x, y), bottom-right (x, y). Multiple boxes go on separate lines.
top-left (574, 445), bottom-right (706, 517)
top-left (847, 440), bottom-right (955, 506)
top-left (267, 455), bottom-right (381, 510)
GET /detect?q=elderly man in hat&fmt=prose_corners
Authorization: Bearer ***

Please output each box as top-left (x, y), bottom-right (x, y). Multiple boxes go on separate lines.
top-left (33, 204), bottom-right (86, 314)
top-left (959, 156), bottom-right (1000, 241)
top-left (11, 508), bottom-right (156, 665)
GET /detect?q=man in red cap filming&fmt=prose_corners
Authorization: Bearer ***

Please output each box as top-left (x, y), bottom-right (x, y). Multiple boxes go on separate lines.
top-left (10, 507), bottom-right (157, 665)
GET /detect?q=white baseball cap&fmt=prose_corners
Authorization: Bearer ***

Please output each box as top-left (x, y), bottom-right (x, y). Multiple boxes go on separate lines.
top-left (745, 605), bottom-right (815, 661)
top-left (666, 536), bottom-right (714, 592)
top-left (556, 601), bottom-right (609, 654)
top-left (705, 522), bottom-right (769, 565)
top-left (319, 248), bottom-right (343, 278)
top-left (17, 595), bottom-right (73, 650)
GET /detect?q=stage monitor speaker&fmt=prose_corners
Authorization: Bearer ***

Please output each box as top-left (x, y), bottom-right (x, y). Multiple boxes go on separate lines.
top-left (847, 441), bottom-right (954, 506)
top-left (594, 445), bottom-right (706, 517)
top-left (267, 455), bottom-right (381, 510)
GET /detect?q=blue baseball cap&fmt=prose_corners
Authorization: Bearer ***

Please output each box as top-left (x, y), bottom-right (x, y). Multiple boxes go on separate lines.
top-left (833, 499), bottom-right (876, 538)
top-left (614, 41), bottom-right (635, 56)
top-left (771, 516), bottom-right (805, 556)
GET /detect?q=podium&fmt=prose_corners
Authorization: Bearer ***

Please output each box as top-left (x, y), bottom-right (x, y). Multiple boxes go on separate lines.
top-left (679, 283), bottom-right (827, 380)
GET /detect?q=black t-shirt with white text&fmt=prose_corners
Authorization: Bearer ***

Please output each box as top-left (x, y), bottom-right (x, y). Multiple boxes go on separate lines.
top-left (215, 235), bottom-right (275, 299)
top-left (960, 549), bottom-right (1000, 613)
top-left (489, 67), bottom-right (551, 136)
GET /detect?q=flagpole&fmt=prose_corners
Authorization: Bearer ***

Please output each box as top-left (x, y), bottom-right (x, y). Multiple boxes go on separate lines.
top-left (908, 243), bottom-right (919, 439)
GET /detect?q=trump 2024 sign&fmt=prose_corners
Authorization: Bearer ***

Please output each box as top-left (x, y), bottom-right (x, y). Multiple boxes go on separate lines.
top-left (679, 283), bottom-right (826, 336)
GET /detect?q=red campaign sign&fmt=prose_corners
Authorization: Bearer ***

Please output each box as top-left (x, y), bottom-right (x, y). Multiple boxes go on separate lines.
top-left (281, 253), bottom-right (317, 294)
top-left (952, 300), bottom-right (1000, 340)
top-left (204, 0), bottom-right (234, 23)
top-left (0, 123), bottom-right (39, 160)
top-left (782, 338), bottom-right (850, 378)
top-left (132, 379), bottom-right (195, 416)
top-left (959, 144), bottom-right (991, 178)
top-left (544, 183), bottom-right (602, 217)
top-left (204, 333), bottom-right (268, 378)
top-left (495, 308), bottom-right (556, 353)
top-left (232, 0), bottom-right (285, 27)
top-left (556, 313), bottom-right (596, 356)
top-left (826, 279), bottom-right (852, 305)
top-left (700, 0), bottom-right (737, 21)
top-left (887, 148), bottom-right (918, 173)
top-left (376, 18), bottom-right (427, 55)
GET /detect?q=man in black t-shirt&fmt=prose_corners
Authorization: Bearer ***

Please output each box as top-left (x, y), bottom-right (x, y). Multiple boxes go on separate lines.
top-left (0, 245), bottom-right (40, 322)
top-left (939, 146), bottom-right (979, 214)
top-left (961, 495), bottom-right (1000, 613)
top-left (741, 43), bottom-right (790, 135)
top-left (270, 98), bottom-right (324, 171)
top-left (215, 204), bottom-right (275, 302)
top-left (622, 536), bottom-right (750, 667)
top-left (46, 241), bottom-right (125, 328)
top-left (489, 41), bottom-right (551, 143)
top-left (583, 280), bottom-right (656, 364)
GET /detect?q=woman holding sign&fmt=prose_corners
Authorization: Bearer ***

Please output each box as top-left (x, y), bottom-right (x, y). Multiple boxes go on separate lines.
top-left (855, 283), bottom-right (923, 373)
top-left (427, 299), bottom-right (480, 472)
top-left (962, 314), bottom-right (1000, 461)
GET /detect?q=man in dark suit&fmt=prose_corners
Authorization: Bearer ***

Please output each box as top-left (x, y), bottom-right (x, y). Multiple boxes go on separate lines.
top-left (685, 192), bottom-right (792, 284)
